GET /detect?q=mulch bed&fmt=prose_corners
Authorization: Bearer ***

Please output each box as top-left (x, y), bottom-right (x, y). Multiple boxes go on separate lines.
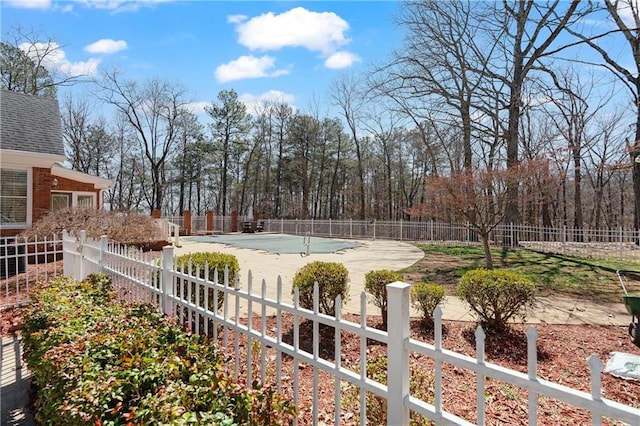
top-left (3, 287), bottom-right (639, 425)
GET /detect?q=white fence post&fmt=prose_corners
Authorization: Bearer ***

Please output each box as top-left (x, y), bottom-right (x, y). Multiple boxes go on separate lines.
top-left (386, 282), bottom-right (411, 425)
top-left (99, 235), bottom-right (108, 272)
top-left (619, 226), bottom-right (623, 259)
top-left (79, 230), bottom-right (86, 280)
top-left (62, 230), bottom-right (73, 277)
top-left (373, 219), bottom-right (377, 241)
top-left (161, 245), bottom-right (174, 315)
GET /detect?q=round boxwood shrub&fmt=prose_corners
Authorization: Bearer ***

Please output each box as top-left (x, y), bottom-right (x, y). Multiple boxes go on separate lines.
top-left (175, 251), bottom-right (240, 284)
top-left (410, 282), bottom-right (446, 325)
top-left (175, 252), bottom-right (240, 312)
top-left (292, 261), bottom-right (349, 316)
top-left (457, 269), bottom-right (536, 330)
top-left (365, 269), bottom-right (403, 328)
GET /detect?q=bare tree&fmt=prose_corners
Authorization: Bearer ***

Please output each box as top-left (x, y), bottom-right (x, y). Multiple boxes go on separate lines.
top-left (381, 0), bottom-right (491, 174)
top-left (102, 113), bottom-right (143, 211)
top-left (565, 0), bottom-right (640, 234)
top-left (205, 89), bottom-right (252, 216)
top-left (583, 110), bottom-right (629, 229)
top-left (330, 73), bottom-right (368, 219)
top-left (172, 110), bottom-right (205, 215)
top-left (62, 94), bottom-right (92, 171)
top-left (286, 114), bottom-right (321, 218)
top-left (96, 69), bottom-right (188, 213)
top-left (485, 0), bottom-right (587, 230)
top-left (544, 69), bottom-right (608, 233)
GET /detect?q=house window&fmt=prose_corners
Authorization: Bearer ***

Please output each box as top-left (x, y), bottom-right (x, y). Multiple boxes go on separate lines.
top-left (0, 169), bottom-right (28, 225)
top-left (77, 195), bottom-right (94, 208)
top-left (51, 192), bottom-right (95, 211)
top-left (51, 193), bottom-right (71, 211)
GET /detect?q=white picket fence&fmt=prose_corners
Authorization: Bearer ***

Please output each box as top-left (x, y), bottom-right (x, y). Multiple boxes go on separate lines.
top-left (61, 231), bottom-right (640, 425)
top-left (153, 218), bottom-right (181, 247)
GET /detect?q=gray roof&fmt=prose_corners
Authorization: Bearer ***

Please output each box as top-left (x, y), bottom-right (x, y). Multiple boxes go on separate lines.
top-left (0, 89), bottom-right (65, 156)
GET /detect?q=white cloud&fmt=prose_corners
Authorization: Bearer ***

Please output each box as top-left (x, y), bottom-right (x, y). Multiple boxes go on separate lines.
top-left (84, 39), bottom-right (128, 54)
top-left (239, 90), bottom-right (296, 115)
top-left (324, 51), bottom-right (360, 69)
top-left (184, 101), bottom-right (210, 115)
top-left (214, 55), bottom-right (289, 83)
top-left (234, 7), bottom-right (350, 55)
top-left (20, 42), bottom-right (100, 77)
top-left (227, 14), bottom-right (247, 24)
top-left (4, 0), bottom-right (51, 9)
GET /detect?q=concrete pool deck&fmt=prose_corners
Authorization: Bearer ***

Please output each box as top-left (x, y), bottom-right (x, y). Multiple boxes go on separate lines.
top-left (175, 235), bottom-right (633, 326)
top-left (176, 236), bottom-right (424, 315)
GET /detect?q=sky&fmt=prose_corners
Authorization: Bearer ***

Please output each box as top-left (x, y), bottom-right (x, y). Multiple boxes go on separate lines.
top-left (1, 0), bottom-right (404, 117)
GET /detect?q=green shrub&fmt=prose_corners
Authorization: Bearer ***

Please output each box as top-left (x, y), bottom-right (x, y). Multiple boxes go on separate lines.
top-left (342, 352), bottom-right (433, 425)
top-left (457, 269), bottom-right (536, 330)
top-left (22, 274), bottom-right (296, 425)
top-left (364, 269), bottom-right (403, 328)
top-left (175, 252), bottom-right (240, 284)
top-left (410, 282), bottom-right (446, 324)
top-left (175, 251), bottom-right (240, 312)
top-left (291, 261), bottom-right (349, 316)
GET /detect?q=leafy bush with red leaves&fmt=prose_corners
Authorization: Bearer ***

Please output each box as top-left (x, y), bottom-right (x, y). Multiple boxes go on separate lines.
top-left (22, 274), bottom-right (297, 425)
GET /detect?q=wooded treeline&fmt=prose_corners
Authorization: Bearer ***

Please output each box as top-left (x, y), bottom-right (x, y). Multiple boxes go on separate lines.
top-left (2, 1), bottom-right (639, 230)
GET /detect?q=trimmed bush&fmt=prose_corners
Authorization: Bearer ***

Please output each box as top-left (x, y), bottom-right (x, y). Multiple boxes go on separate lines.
top-left (175, 251), bottom-right (240, 284)
top-left (175, 251), bottom-right (240, 312)
top-left (364, 269), bottom-right (403, 328)
top-left (22, 274), bottom-right (296, 425)
top-left (457, 269), bottom-right (536, 330)
top-left (410, 282), bottom-right (446, 324)
top-left (292, 261), bottom-right (349, 316)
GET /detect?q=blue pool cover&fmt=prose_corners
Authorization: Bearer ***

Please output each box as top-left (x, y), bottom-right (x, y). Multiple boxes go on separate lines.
top-left (186, 234), bottom-right (360, 254)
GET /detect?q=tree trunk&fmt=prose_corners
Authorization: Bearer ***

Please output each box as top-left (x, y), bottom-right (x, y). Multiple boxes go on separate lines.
top-left (481, 231), bottom-right (493, 269)
top-left (572, 145), bottom-right (583, 241)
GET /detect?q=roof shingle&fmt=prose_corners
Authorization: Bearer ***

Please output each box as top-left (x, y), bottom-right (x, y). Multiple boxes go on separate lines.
top-left (0, 89), bottom-right (65, 156)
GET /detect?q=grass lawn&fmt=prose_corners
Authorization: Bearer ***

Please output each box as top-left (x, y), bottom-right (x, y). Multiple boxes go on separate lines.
top-left (401, 244), bottom-right (640, 303)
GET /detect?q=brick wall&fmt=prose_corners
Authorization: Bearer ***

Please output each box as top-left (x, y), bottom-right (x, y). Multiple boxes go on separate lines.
top-left (33, 167), bottom-right (53, 224)
top-left (1, 167), bottom-right (101, 237)
top-left (52, 174), bottom-right (100, 194)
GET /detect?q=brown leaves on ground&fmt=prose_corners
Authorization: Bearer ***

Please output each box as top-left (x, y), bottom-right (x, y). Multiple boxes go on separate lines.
top-left (218, 313), bottom-right (640, 425)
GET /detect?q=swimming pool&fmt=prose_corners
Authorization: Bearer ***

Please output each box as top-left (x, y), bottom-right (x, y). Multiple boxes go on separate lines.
top-left (186, 234), bottom-right (361, 254)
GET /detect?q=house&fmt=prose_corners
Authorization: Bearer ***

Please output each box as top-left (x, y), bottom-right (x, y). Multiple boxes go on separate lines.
top-left (0, 90), bottom-right (113, 237)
